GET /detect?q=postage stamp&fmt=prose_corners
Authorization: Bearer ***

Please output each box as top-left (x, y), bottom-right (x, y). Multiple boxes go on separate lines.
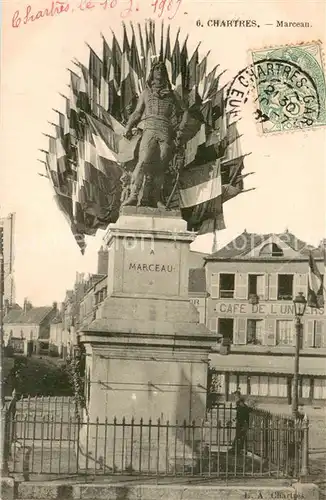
top-left (250, 42), bottom-right (326, 134)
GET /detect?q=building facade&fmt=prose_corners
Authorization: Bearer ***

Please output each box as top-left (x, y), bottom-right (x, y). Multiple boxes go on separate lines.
top-left (0, 213), bottom-right (15, 305)
top-left (4, 300), bottom-right (58, 354)
top-left (188, 268), bottom-right (208, 325)
top-left (49, 247), bottom-right (110, 354)
top-left (204, 231), bottom-right (325, 404)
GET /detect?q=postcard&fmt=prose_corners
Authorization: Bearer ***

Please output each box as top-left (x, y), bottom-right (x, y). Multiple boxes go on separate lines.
top-left (0, 0), bottom-right (325, 493)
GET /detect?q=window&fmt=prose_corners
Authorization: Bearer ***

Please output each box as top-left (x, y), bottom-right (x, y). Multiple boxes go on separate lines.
top-left (260, 243), bottom-right (284, 257)
top-left (314, 379), bottom-right (326, 400)
top-left (218, 318), bottom-right (234, 343)
top-left (277, 274), bottom-right (293, 300)
top-left (248, 274), bottom-right (265, 298)
top-left (247, 319), bottom-right (264, 344)
top-left (276, 320), bottom-right (293, 345)
top-left (219, 273), bottom-right (235, 298)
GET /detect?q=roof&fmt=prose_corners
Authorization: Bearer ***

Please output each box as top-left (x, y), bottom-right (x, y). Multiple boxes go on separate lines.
top-left (206, 230), bottom-right (324, 261)
top-left (188, 250), bottom-right (208, 269)
top-left (210, 352), bottom-right (326, 376)
top-left (188, 268), bottom-right (207, 294)
top-left (4, 307), bottom-right (54, 325)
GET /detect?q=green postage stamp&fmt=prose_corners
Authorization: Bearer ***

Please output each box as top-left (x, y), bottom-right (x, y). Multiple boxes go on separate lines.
top-left (251, 42), bottom-right (326, 134)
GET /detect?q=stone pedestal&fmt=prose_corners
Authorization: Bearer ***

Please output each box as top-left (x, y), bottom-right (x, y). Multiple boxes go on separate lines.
top-left (78, 208), bottom-right (213, 472)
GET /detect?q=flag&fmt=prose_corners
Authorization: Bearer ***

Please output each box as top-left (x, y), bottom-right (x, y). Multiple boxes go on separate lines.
top-left (184, 123), bottom-right (206, 166)
top-left (175, 35), bottom-right (188, 98)
top-left (77, 62), bottom-right (91, 113)
top-left (308, 252), bottom-right (324, 308)
top-left (111, 30), bottom-right (122, 88)
top-left (221, 155), bottom-right (245, 187)
top-left (201, 99), bottom-right (213, 128)
top-left (137, 23), bottom-right (146, 82)
top-left (197, 51), bottom-right (210, 97)
top-left (84, 113), bottom-right (123, 223)
top-left (120, 24), bottom-right (135, 121)
top-left (149, 19), bottom-right (157, 61)
top-left (171, 29), bottom-right (180, 86)
top-left (179, 160), bottom-right (225, 233)
top-left (107, 31), bottom-right (121, 120)
top-left (145, 21), bottom-right (155, 80)
top-left (45, 136), bottom-right (88, 252)
top-left (159, 21), bottom-right (164, 61)
top-left (89, 48), bottom-right (102, 115)
top-left (188, 42), bottom-right (200, 91)
top-left (164, 24), bottom-right (172, 83)
top-left (54, 125), bottom-right (70, 178)
top-left (203, 64), bottom-right (219, 100)
top-left (212, 87), bottom-right (227, 138)
top-left (220, 121), bottom-right (242, 161)
top-left (101, 36), bottom-right (111, 110)
top-left (68, 70), bottom-right (80, 139)
top-left (55, 100), bottom-right (74, 160)
top-left (130, 23), bottom-right (142, 94)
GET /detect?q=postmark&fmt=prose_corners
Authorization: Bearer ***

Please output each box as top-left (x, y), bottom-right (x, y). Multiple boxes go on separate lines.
top-left (226, 42), bottom-right (326, 134)
top-left (251, 42), bottom-right (326, 134)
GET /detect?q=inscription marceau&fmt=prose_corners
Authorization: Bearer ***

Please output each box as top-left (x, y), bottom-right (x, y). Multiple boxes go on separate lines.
top-left (129, 263), bottom-right (174, 272)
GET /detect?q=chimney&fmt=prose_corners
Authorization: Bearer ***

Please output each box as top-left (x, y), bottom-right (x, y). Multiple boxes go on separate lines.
top-left (97, 245), bottom-right (109, 275)
top-left (23, 298), bottom-right (28, 313)
top-left (52, 301), bottom-right (58, 311)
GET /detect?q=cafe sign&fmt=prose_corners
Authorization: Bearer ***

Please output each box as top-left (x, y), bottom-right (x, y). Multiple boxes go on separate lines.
top-left (214, 301), bottom-right (325, 316)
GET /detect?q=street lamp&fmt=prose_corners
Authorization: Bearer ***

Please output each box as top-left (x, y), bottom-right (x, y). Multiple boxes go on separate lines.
top-left (292, 292), bottom-right (307, 418)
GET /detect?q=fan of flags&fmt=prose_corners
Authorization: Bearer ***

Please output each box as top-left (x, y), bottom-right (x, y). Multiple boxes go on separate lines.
top-left (38, 20), bottom-right (254, 254)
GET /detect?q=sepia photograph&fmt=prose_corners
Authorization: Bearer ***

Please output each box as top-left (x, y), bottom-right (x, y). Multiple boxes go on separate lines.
top-left (0, 1), bottom-right (325, 498)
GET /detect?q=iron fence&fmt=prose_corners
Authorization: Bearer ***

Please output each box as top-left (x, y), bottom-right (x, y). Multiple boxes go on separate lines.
top-left (1, 394), bottom-right (309, 481)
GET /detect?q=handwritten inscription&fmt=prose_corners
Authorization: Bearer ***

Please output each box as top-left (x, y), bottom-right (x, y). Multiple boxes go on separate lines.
top-left (12, 2), bottom-right (70, 27)
top-left (129, 263), bottom-right (174, 272)
top-left (11, 0), bottom-right (182, 28)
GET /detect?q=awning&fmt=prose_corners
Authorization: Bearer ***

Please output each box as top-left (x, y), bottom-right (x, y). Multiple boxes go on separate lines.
top-left (209, 353), bottom-right (326, 376)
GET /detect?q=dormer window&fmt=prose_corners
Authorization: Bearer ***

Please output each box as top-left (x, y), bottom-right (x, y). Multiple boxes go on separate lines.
top-left (259, 243), bottom-right (284, 257)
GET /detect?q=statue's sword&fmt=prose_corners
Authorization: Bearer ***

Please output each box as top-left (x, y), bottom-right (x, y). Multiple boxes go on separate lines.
top-left (165, 143), bottom-right (184, 210)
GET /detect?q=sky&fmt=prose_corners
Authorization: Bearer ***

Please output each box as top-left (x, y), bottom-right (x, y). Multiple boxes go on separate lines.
top-left (1, 0), bottom-right (325, 306)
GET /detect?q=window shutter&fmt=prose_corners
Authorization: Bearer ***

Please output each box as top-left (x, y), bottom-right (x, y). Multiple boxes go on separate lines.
top-left (211, 273), bottom-right (219, 298)
top-left (265, 318), bottom-right (276, 346)
top-left (315, 320), bottom-right (323, 348)
top-left (321, 319), bottom-right (326, 347)
top-left (257, 274), bottom-right (267, 300)
top-left (268, 274), bottom-right (278, 300)
top-left (234, 318), bottom-right (246, 345)
top-left (304, 320), bottom-right (314, 348)
top-left (294, 273), bottom-right (308, 297)
top-left (234, 273), bottom-right (247, 299)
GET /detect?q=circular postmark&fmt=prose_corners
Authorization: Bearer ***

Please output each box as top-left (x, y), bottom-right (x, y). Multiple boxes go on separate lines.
top-left (254, 58), bottom-right (320, 131)
top-left (226, 56), bottom-right (321, 133)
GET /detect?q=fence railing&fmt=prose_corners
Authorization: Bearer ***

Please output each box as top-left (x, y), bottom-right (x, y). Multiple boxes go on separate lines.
top-left (1, 394), bottom-right (309, 481)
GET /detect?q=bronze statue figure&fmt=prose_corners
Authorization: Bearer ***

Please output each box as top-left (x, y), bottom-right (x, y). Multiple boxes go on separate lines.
top-left (122, 62), bottom-right (185, 208)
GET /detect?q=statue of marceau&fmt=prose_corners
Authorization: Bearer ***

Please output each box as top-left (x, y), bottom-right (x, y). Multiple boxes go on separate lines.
top-left (122, 62), bottom-right (186, 209)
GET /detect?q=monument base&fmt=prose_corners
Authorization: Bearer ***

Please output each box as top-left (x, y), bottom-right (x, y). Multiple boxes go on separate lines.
top-left (78, 209), bottom-right (213, 471)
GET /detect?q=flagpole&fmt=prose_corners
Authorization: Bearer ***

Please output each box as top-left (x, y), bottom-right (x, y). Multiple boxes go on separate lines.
top-left (0, 227), bottom-right (4, 348)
